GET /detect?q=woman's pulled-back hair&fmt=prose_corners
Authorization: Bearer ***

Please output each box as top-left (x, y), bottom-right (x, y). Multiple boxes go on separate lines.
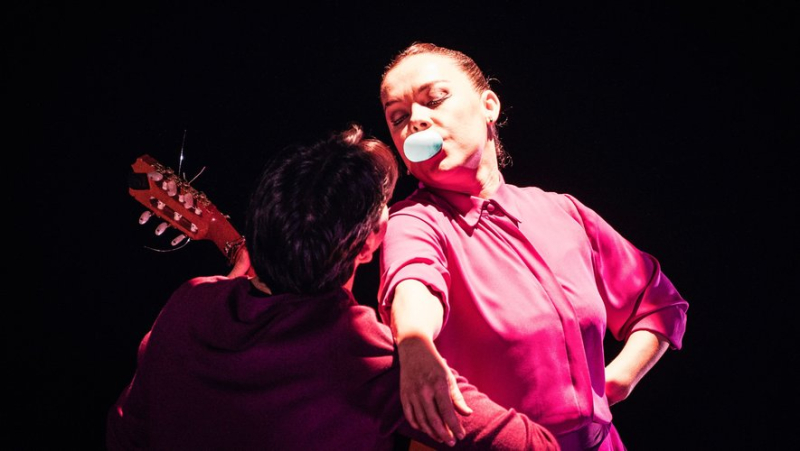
top-left (245, 123), bottom-right (398, 295)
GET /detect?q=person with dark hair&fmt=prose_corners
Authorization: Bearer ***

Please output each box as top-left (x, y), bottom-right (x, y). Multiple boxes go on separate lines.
top-left (377, 42), bottom-right (690, 450)
top-left (107, 123), bottom-right (560, 450)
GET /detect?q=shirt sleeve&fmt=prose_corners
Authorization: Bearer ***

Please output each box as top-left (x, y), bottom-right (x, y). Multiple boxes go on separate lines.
top-left (561, 194), bottom-right (689, 349)
top-left (378, 208), bottom-right (451, 326)
top-left (106, 330), bottom-right (151, 450)
top-left (106, 279), bottom-right (200, 450)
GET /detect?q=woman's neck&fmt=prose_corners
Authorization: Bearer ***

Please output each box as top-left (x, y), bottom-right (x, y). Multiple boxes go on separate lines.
top-left (476, 165), bottom-right (501, 198)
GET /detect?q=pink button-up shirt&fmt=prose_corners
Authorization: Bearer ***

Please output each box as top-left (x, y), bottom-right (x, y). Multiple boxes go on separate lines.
top-left (379, 179), bottom-right (688, 440)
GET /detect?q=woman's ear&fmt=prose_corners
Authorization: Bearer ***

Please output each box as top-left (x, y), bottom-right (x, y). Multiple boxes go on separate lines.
top-left (482, 89), bottom-right (501, 123)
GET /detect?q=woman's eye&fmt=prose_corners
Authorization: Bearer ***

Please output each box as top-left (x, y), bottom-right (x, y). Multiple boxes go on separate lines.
top-left (391, 114), bottom-right (408, 127)
top-left (428, 96), bottom-right (447, 108)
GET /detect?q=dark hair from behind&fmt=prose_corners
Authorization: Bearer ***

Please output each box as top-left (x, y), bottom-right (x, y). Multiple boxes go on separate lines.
top-left (245, 123), bottom-right (398, 295)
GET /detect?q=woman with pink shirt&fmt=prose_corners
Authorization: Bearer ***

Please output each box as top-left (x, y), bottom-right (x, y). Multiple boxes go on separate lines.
top-left (377, 42), bottom-right (689, 450)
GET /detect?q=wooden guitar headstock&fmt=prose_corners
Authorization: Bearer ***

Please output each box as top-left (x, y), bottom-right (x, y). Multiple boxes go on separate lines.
top-left (128, 154), bottom-right (248, 271)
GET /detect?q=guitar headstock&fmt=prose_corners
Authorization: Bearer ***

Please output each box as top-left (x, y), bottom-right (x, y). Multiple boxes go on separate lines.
top-left (127, 154), bottom-right (245, 267)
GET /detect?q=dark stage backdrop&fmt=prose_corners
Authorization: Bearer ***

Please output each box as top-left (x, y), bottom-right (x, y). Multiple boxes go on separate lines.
top-left (11, 3), bottom-right (796, 450)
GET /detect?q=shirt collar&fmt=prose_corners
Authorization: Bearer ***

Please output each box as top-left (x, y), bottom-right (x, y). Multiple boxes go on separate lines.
top-left (421, 174), bottom-right (522, 230)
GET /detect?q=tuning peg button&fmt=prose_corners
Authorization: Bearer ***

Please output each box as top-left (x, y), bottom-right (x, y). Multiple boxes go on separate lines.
top-left (155, 222), bottom-right (169, 236)
top-left (166, 180), bottom-right (178, 197)
top-left (139, 211), bottom-right (153, 224)
top-left (171, 234), bottom-right (187, 246)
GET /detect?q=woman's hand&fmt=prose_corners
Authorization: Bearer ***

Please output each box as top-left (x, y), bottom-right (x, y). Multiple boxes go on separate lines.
top-left (604, 363), bottom-right (635, 406)
top-left (605, 330), bottom-right (670, 405)
top-left (397, 336), bottom-right (471, 446)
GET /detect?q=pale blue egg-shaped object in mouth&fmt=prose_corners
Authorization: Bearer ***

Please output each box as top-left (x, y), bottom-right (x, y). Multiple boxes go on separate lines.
top-left (403, 129), bottom-right (443, 162)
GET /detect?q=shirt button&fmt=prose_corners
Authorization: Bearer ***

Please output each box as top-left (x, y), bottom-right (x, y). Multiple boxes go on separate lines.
top-left (486, 203), bottom-right (495, 213)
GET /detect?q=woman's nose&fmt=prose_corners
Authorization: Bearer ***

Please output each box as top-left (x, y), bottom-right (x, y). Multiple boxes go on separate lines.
top-left (409, 104), bottom-right (431, 132)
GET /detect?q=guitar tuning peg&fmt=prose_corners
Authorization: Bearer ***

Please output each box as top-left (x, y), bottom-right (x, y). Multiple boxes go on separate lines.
top-left (155, 222), bottom-right (169, 236)
top-left (139, 211), bottom-right (153, 224)
top-left (171, 234), bottom-right (187, 246)
top-left (166, 180), bottom-right (178, 197)
top-left (183, 193), bottom-right (194, 209)
top-left (160, 180), bottom-right (178, 197)
top-left (147, 171), bottom-right (163, 182)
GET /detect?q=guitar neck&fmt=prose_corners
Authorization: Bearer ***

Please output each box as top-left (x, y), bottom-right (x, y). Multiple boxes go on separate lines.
top-left (128, 154), bottom-right (251, 273)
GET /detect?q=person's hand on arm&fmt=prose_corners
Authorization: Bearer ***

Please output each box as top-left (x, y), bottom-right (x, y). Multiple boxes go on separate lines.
top-left (399, 370), bottom-right (561, 450)
top-left (604, 329), bottom-right (670, 405)
top-left (226, 247), bottom-right (253, 278)
top-left (391, 279), bottom-right (473, 446)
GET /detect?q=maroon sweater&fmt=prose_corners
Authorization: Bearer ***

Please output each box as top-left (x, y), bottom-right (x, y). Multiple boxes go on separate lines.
top-left (107, 276), bottom-right (559, 450)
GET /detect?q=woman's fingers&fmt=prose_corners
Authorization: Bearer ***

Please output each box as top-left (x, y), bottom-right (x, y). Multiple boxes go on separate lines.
top-left (402, 380), bottom-right (457, 445)
top-left (414, 389), bottom-right (456, 445)
top-left (449, 370), bottom-right (472, 417)
top-left (397, 337), bottom-right (464, 445)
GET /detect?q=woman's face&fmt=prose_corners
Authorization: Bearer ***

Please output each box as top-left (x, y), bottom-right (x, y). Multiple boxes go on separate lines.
top-left (381, 53), bottom-right (500, 191)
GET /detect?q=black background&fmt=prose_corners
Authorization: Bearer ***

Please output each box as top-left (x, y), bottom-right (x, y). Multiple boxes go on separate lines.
top-left (10, 2), bottom-right (797, 449)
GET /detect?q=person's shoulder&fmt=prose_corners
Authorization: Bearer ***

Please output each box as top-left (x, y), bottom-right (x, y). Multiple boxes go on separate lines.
top-left (167, 275), bottom-right (241, 304)
top-left (339, 303), bottom-right (394, 345)
top-left (179, 274), bottom-right (236, 291)
top-left (505, 182), bottom-right (548, 196)
top-left (389, 187), bottom-right (437, 211)
top-left (504, 182), bottom-right (572, 204)
top-left (333, 299), bottom-right (396, 374)
top-left (155, 276), bottom-right (228, 323)
top-left (388, 188), bottom-right (453, 221)
top-left (503, 183), bottom-right (593, 222)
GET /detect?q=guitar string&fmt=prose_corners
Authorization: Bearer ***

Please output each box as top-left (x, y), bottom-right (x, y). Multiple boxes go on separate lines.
top-left (178, 129), bottom-right (187, 179)
top-left (143, 238), bottom-right (193, 253)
